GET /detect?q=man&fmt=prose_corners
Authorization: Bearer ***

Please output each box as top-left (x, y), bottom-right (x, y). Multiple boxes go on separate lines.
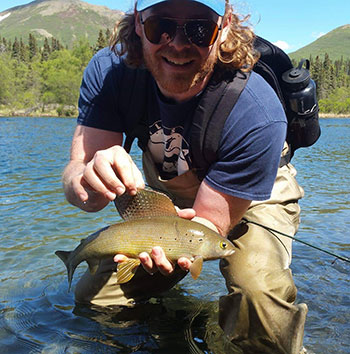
top-left (62, 0), bottom-right (308, 352)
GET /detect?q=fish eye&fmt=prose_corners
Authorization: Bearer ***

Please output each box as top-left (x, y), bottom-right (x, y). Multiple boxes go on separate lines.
top-left (220, 241), bottom-right (227, 249)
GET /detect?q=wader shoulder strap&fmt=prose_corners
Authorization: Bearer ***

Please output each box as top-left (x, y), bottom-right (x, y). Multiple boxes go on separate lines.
top-left (191, 70), bottom-right (250, 180)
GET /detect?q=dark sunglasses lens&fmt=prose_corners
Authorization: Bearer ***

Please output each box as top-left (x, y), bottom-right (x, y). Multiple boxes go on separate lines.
top-left (144, 17), bottom-right (176, 44)
top-left (186, 20), bottom-right (219, 47)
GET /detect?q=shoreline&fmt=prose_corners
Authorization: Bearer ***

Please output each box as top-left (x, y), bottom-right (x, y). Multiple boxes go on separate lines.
top-left (0, 105), bottom-right (78, 118)
top-left (1, 112), bottom-right (349, 119)
top-left (319, 113), bottom-right (350, 118)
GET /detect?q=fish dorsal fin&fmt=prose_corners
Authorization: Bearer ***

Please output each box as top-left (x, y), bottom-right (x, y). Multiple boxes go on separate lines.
top-left (116, 259), bottom-right (141, 284)
top-left (114, 188), bottom-right (177, 220)
top-left (189, 256), bottom-right (203, 280)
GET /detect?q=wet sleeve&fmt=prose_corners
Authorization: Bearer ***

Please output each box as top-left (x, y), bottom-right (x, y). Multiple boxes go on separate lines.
top-left (77, 48), bottom-right (125, 132)
top-left (204, 74), bottom-right (287, 201)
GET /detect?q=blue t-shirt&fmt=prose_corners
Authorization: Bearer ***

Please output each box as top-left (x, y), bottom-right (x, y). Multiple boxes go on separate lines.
top-left (78, 48), bottom-right (287, 201)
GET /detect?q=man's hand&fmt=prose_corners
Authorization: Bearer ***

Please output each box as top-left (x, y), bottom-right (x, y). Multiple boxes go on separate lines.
top-left (114, 207), bottom-right (196, 275)
top-left (114, 247), bottom-right (192, 275)
top-left (63, 126), bottom-right (145, 212)
top-left (77, 145), bottom-right (144, 202)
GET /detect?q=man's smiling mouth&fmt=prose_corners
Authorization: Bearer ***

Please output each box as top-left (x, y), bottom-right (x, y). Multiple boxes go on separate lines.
top-left (163, 57), bottom-right (194, 66)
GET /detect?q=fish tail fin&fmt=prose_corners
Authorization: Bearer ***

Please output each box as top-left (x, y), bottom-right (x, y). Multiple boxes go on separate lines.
top-left (55, 250), bottom-right (75, 291)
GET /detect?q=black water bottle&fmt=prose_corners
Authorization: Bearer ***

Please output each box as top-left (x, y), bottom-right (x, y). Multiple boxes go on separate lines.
top-left (282, 59), bottom-right (321, 151)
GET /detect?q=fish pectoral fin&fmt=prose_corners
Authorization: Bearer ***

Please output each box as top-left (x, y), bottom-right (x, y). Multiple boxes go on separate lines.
top-left (116, 259), bottom-right (141, 284)
top-left (87, 259), bottom-right (100, 275)
top-left (189, 256), bottom-right (203, 280)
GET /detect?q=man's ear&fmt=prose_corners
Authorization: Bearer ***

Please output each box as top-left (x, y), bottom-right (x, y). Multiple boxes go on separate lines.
top-left (220, 13), bottom-right (232, 43)
top-left (135, 10), bottom-right (142, 38)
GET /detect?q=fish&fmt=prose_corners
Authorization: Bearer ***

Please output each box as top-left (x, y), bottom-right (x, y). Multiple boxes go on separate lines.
top-left (55, 188), bottom-right (235, 290)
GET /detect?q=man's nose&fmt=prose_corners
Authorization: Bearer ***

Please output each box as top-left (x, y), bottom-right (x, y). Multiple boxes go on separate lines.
top-left (168, 25), bottom-right (192, 49)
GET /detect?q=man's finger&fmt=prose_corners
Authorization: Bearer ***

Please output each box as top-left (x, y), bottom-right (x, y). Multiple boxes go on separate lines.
top-left (178, 257), bottom-right (192, 271)
top-left (151, 247), bottom-right (175, 275)
top-left (93, 151), bottom-right (127, 196)
top-left (139, 252), bottom-right (157, 274)
top-left (83, 161), bottom-right (117, 200)
top-left (114, 254), bottom-right (129, 263)
top-left (177, 207), bottom-right (196, 219)
top-left (111, 146), bottom-right (144, 195)
top-left (72, 174), bottom-right (89, 202)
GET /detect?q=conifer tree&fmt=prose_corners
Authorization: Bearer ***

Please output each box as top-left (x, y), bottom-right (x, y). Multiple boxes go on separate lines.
top-left (19, 37), bottom-right (28, 62)
top-left (51, 37), bottom-right (58, 52)
top-left (41, 37), bottom-right (51, 61)
top-left (51, 37), bottom-right (63, 52)
top-left (28, 33), bottom-right (38, 61)
top-left (7, 39), bottom-right (12, 52)
top-left (105, 28), bottom-right (111, 44)
top-left (329, 66), bottom-right (336, 91)
top-left (11, 37), bottom-right (20, 60)
top-left (311, 56), bottom-right (322, 99)
top-left (56, 39), bottom-right (63, 51)
top-left (95, 29), bottom-right (106, 53)
top-left (322, 53), bottom-right (332, 95)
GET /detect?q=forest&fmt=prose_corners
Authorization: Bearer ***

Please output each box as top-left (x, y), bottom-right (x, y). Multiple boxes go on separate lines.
top-left (0, 30), bottom-right (110, 117)
top-left (0, 31), bottom-right (350, 117)
top-left (307, 54), bottom-right (350, 115)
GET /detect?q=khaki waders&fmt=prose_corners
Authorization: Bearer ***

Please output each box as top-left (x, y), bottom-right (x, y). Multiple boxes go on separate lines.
top-left (75, 146), bottom-right (308, 353)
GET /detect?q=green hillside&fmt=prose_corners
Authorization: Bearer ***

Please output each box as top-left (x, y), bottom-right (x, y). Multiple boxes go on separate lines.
top-left (0, 0), bottom-right (123, 47)
top-left (289, 24), bottom-right (350, 61)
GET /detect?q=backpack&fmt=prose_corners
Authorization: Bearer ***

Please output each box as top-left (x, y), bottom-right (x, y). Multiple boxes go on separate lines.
top-left (121, 36), bottom-right (321, 179)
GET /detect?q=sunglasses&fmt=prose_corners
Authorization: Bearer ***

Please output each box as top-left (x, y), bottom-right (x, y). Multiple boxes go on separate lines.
top-left (140, 15), bottom-right (222, 47)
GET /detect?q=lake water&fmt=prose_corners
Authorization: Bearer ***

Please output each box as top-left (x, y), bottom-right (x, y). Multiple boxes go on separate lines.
top-left (0, 117), bottom-right (349, 353)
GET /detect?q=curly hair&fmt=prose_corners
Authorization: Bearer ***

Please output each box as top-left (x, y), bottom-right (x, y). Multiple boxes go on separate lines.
top-left (110, 1), bottom-right (259, 71)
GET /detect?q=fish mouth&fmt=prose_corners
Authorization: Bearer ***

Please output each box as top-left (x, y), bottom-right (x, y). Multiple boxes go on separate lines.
top-left (224, 249), bottom-right (235, 257)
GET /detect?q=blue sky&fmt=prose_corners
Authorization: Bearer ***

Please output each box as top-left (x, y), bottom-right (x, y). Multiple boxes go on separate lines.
top-left (0, 0), bottom-right (349, 53)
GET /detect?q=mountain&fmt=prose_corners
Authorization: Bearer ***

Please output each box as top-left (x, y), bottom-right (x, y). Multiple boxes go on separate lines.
top-left (289, 24), bottom-right (350, 61)
top-left (0, 0), bottom-right (123, 47)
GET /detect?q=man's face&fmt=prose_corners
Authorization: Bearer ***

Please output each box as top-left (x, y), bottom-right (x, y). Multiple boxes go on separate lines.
top-left (135, 0), bottom-right (224, 101)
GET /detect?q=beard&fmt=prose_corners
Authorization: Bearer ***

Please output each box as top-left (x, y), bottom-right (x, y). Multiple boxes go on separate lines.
top-left (142, 38), bottom-right (218, 95)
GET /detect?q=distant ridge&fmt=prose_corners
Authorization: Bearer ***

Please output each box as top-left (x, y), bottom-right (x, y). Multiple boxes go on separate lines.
top-left (289, 24), bottom-right (350, 61)
top-left (0, 0), bottom-right (123, 47)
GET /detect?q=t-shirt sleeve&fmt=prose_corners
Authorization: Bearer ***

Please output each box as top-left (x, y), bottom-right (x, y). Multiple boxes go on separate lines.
top-left (204, 73), bottom-right (287, 201)
top-left (77, 48), bottom-right (124, 132)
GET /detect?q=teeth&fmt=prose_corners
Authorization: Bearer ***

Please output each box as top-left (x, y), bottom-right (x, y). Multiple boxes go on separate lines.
top-left (166, 58), bottom-right (191, 65)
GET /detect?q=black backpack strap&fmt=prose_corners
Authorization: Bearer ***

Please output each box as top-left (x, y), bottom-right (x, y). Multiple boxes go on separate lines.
top-left (191, 70), bottom-right (250, 180)
top-left (118, 63), bottom-right (151, 153)
top-left (123, 116), bottom-right (149, 153)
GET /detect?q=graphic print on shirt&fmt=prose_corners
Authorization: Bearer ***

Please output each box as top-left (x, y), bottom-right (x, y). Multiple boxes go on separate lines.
top-left (148, 120), bottom-right (191, 177)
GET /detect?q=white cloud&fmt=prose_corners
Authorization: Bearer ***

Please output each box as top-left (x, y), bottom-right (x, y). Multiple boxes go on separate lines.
top-left (0, 12), bottom-right (11, 22)
top-left (312, 32), bottom-right (326, 39)
top-left (272, 40), bottom-right (290, 51)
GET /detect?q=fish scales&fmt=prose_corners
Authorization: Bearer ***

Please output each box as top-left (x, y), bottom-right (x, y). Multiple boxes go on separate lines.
top-left (81, 216), bottom-right (214, 260)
